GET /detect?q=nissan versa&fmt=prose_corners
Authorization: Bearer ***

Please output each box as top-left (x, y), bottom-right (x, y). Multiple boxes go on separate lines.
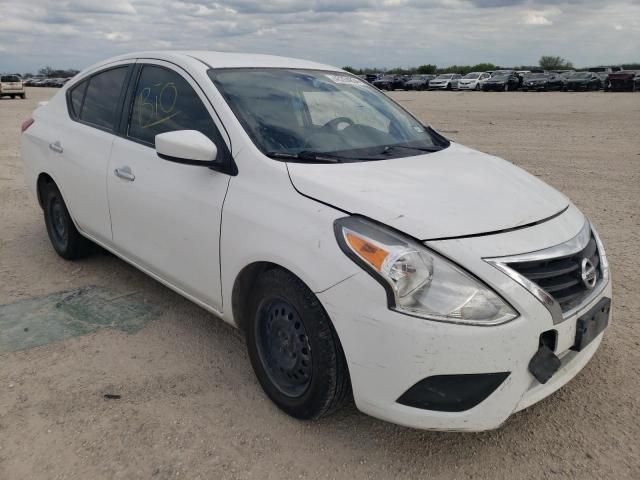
top-left (20, 52), bottom-right (611, 431)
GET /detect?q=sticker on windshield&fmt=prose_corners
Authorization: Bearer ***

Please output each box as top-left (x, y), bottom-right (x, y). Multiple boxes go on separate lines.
top-left (325, 74), bottom-right (367, 86)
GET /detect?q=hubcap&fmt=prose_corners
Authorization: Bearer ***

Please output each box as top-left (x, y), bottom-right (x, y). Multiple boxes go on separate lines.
top-left (255, 299), bottom-right (312, 397)
top-left (50, 197), bottom-right (67, 244)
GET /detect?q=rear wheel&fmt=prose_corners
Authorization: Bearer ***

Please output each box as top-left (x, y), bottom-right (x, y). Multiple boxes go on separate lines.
top-left (20, 93), bottom-right (26, 99)
top-left (246, 269), bottom-right (350, 419)
top-left (42, 182), bottom-right (92, 259)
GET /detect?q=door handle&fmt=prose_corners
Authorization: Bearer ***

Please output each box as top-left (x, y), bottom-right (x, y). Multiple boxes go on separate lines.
top-left (49, 141), bottom-right (63, 153)
top-left (114, 166), bottom-right (135, 182)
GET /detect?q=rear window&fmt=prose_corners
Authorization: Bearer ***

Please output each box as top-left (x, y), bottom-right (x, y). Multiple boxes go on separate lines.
top-left (1, 75), bottom-right (21, 82)
top-left (79, 67), bottom-right (128, 130)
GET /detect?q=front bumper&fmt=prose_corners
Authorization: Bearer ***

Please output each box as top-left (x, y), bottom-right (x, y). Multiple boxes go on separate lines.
top-left (319, 210), bottom-right (611, 431)
top-left (428, 83), bottom-right (449, 90)
top-left (483, 83), bottom-right (506, 91)
top-left (457, 83), bottom-right (477, 90)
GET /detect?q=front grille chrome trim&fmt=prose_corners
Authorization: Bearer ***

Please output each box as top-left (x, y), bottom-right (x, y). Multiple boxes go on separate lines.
top-left (485, 220), bottom-right (609, 325)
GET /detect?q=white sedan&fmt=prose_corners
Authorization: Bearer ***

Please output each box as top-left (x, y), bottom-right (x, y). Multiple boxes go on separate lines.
top-left (457, 72), bottom-right (492, 90)
top-left (21, 51), bottom-right (611, 431)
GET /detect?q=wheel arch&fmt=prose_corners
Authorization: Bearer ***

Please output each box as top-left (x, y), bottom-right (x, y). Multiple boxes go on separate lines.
top-left (36, 172), bottom-right (56, 209)
top-left (231, 261), bottom-right (304, 333)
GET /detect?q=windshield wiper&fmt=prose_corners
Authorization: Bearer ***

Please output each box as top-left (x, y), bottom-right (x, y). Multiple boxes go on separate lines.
top-left (266, 150), bottom-right (343, 163)
top-left (381, 144), bottom-right (444, 155)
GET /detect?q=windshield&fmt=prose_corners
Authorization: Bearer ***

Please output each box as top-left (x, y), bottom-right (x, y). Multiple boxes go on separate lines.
top-left (1, 75), bottom-right (21, 82)
top-left (525, 73), bottom-right (548, 79)
top-left (572, 72), bottom-right (590, 79)
top-left (208, 68), bottom-right (447, 162)
top-left (491, 74), bottom-right (508, 80)
top-left (436, 74), bottom-right (452, 79)
top-left (463, 73), bottom-right (480, 79)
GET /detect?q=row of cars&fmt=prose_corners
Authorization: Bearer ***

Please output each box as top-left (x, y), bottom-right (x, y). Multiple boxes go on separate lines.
top-left (0, 75), bottom-right (73, 99)
top-left (24, 77), bottom-right (71, 87)
top-left (368, 69), bottom-right (640, 92)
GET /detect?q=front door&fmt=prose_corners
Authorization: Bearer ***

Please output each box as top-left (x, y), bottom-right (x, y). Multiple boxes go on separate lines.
top-left (107, 61), bottom-right (231, 310)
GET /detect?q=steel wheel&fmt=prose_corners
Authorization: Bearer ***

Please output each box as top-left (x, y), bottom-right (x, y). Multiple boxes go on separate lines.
top-left (49, 197), bottom-right (68, 246)
top-left (255, 298), bottom-right (313, 397)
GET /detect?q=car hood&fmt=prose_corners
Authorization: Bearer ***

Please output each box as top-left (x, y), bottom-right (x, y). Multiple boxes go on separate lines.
top-left (287, 143), bottom-right (569, 240)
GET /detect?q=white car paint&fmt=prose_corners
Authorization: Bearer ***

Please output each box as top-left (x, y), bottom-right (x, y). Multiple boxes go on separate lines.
top-left (457, 72), bottom-right (492, 90)
top-left (428, 74), bottom-right (461, 90)
top-left (20, 51), bottom-right (611, 431)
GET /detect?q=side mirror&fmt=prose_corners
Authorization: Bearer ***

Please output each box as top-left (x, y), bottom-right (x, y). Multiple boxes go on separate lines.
top-left (155, 130), bottom-right (218, 166)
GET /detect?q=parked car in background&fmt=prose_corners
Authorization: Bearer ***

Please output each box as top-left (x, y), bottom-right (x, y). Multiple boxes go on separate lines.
top-left (482, 71), bottom-right (520, 91)
top-left (607, 70), bottom-right (640, 91)
top-left (0, 75), bottom-right (26, 98)
top-left (428, 73), bottom-right (461, 90)
top-left (521, 72), bottom-right (565, 91)
top-left (372, 75), bottom-right (405, 91)
top-left (365, 74), bottom-right (378, 84)
top-left (457, 72), bottom-right (491, 90)
top-left (587, 67), bottom-right (617, 92)
top-left (21, 51), bottom-right (612, 431)
top-left (564, 72), bottom-right (602, 91)
top-left (404, 74), bottom-right (434, 90)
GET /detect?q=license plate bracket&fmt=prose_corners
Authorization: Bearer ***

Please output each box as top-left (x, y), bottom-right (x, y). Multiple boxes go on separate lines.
top-left (572, 297), bottom-right (611, 352)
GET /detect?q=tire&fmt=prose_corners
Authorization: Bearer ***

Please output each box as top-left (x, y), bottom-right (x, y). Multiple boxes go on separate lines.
top-left (504, 84), bottom-right (509, 92)
top-left (20, 93), bottom-right (26, 99)
top-left (446, 83), bottom-right (452, 90)
top-left (246, 268), bottom-right (350, 420)
top-left (42, 182), bottom-right (92, 260)
top-left (10, 95), bottom-right (15, 99)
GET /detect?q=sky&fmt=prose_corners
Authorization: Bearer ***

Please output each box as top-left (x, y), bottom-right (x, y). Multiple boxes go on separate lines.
top-left (1, 0), bottom-right (639, 73)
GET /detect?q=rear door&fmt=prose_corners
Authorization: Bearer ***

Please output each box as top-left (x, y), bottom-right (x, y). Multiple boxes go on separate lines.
top-left (51, 63), bottom-right (132, 242)
top-left (107, 60), bottom-right (232, 310)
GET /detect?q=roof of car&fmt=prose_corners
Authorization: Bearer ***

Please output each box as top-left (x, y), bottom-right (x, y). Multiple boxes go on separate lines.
top-left (102, 50), bottom-right (341, 72)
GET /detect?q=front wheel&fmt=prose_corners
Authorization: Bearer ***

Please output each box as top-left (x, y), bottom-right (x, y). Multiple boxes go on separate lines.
top-left (42, 183), bottom-right (92, 259)
top-left (246, 269), bottom-right (350, 420)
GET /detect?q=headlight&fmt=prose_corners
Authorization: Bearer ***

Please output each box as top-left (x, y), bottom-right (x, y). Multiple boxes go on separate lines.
top-left (334, 217), bottom-right (518, 325)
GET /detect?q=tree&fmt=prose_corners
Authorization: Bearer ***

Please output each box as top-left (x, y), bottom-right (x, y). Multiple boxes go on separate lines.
top-left (417, 64), bottom-right (437, 74)
top-left (38, 66), bottom-right (54, 77)
top-left (342, 66), bottom-right (358, 74)
top-left (539, 56), bottom-right (574, 70)
top-left (622, 63), bottom-right (640, 70)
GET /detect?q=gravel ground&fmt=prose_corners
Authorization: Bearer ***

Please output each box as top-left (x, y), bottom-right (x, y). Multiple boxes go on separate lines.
top-left (0, 87), bottom-right (639, 479)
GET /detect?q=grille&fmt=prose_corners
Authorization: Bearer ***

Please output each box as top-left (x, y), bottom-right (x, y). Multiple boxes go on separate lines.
top-left (507, 234), bottom-right (601, 312)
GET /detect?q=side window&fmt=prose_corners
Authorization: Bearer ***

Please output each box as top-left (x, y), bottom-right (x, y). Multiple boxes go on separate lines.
top-left (69, 81), bottom-right (87, 118)
top-left (79, 67), bottom-right (128, 130)
top-left (128, 65), bottom-right (217, 146)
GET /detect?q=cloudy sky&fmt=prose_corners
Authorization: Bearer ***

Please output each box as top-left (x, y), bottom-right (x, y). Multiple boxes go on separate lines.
top-left (1, 0), bottom-right (639, 73)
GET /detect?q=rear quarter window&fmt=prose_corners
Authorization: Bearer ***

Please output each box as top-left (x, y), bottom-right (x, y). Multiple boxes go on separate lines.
top-left (69, 81), bottom-right (88, 118)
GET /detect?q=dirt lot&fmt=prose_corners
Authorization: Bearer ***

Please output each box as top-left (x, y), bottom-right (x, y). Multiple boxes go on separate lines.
top-left (1, 87), bottom-right (639, 479)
